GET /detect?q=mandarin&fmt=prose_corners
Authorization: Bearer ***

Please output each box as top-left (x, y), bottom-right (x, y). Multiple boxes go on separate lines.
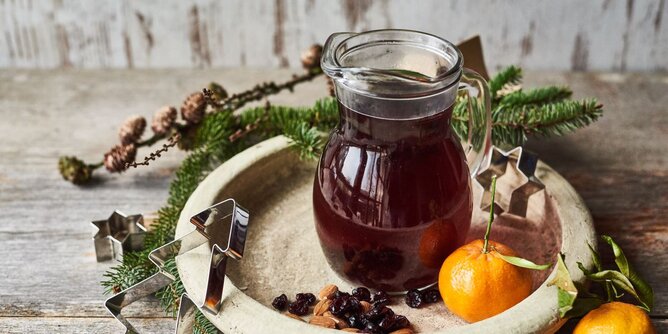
top-left (573, 301), bottom-right (656, 334)
top-left (438, 239), bottom-right (532, 322)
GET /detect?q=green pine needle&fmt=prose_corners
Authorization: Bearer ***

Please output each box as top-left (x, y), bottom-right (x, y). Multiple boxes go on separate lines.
top-left (499, 86), bottom-right (572, 107)
top-left (489, 65), bottom-right (522, 99)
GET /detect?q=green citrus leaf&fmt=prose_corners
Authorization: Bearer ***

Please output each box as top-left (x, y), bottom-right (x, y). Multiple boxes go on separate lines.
top-left (495, 251), bottom-right (551, 270)
top-left (548, 254), bottom-right (578, 318)
top-left (577, 261), bottom-right (592, 275)
top-left (601, 235), bottom-right (653, 311)
top-left (587, 243), bottom-right (603, 271)
top-left (585, 270), bottom-right (651, 311)
top-left (601, 235), bottom-right (630, 275)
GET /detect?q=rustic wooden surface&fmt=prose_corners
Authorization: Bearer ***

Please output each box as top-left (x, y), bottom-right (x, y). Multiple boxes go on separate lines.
top-left (1, 0), bottom-right (667, 71)
top-left (0, 69), bottom-right (665, 333)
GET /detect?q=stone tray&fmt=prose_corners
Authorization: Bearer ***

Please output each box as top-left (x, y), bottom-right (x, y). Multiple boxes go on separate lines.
top-left (175, 136), bottom-right (596, 334)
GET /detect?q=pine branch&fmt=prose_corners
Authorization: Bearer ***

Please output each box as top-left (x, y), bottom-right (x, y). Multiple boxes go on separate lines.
top-left (491, 99), bottom-right (603, 146)
top-left (499, 86), bottom-right (572, 107)
top-left (283, 121), bottom-right (324, 160)
top-left (489, 65), bottom-right (522, 99)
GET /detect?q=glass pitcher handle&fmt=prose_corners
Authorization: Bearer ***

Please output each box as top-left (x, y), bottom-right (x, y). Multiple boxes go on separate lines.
top-left (458, 68), bottom-right (493, 177)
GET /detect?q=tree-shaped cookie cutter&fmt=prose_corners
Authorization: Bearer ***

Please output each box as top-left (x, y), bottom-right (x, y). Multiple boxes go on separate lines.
top-left (105, 199), bottom-right (249, 333)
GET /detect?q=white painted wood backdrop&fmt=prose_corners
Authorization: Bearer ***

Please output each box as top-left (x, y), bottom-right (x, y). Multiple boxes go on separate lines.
top-left (1, 0), bottom-right (666, 71)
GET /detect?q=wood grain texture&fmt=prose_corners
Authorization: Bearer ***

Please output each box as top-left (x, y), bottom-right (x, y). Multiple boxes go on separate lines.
top-left (1, 0), bottom-right (667, 71)
top-left (0, 69), bottom-right (665, 331)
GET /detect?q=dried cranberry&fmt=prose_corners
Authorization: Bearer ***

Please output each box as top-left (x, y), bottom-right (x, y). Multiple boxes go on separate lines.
top-left (363, 321), bottom-right (382, 334)
top-left (271, 294), bottom-right (288, 311)
top-left (330, 295), bottom-right (361, 317)
top-left (378, 315), bottom-right (397, 332)
top-left (352, 287), bottom-right (371, 302)
top-left (405, 289), bottom-right (424, 308)
top-left (391, 315), bottom-right (410, 329)
top-left (423, 288), bottom-right (441, 303)
top-left (288, 300), bottom-right (309, 315)
top-left (333, 290), bottom-right (351, 299)
top-left (366, 304), bottom-right (394, 322)
top-left (371, 291), bottom-right (390, 306)
top-left (295, 292), bottom-right (316, 305)
top-left (348, 314), bottom-right (367, 329)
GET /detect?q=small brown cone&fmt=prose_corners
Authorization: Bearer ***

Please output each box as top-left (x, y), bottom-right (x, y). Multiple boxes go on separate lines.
top-left (58, 156), bottom-right (92, 185)
top-left (103, 144), bottom-right (137, 173)
top-left (181, 92), bottom-right (206, 124)
top-left (151, 106), bottom-right (177, 135)
top-left (301, 44), bottom-right (323, 71)
top-left (118, 115), bottom-right (146, 145)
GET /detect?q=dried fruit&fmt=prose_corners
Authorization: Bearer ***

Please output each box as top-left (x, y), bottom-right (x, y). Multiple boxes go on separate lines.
top-left (347, 314), bottom-right (367, 329)
top-left (405, 289), bottom-right (424, 308)
top-left (309, 315), bottom-right (336, 329)
top-left (366, 304), bottom-right (394, 322)
top-left (371, 291), bottom-right (391, 306)
top-left (313, 299), bottom-right (332, 316)
top-left (364, 321), bottom-right (382, 334)
top-left (272, 294), bottom-right (288, 311)
top-left (352, 287), bottom-right (371, 302)
top-left (296, 292), bottom-right (317, 305)
top-left (288, 300), bottom-right (309, 316)
top-left (329, 294), bottom-right (361, 317)
top-left (319, 284), bottom-right (339, 300)
top-left (423, 288), bottom-right (441, 303)
top-left (379, 314), bottom-right (411, 332)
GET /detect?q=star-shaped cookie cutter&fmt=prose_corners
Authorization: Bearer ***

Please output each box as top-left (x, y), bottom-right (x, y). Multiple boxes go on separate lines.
top-left (475, 146), bottom-right (545, 217)
top-left (92, 211), bottom-right (147, 262)
top-left (105, 199), bottom-right (249, 334)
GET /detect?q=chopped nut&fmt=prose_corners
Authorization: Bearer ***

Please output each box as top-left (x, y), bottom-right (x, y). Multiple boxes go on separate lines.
top-left (313, 298), bottom-right (332, 316)
top-left (284, 312), bottom-right (304, 322)
top-left (341, 328), bottom-right (361, 333)
top-left (318, 284), bottom-right (339, 300)
top-left (389, 329), bottom-right (415, 334)
top-left (360, 300), bottom-right (373, 313)
top-left (325, 314), bottom-right (349, 329)
top-left (309, 315), bottom-right (336, 329)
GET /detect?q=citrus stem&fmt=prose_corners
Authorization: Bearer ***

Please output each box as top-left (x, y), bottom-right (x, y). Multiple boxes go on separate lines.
top-left (482, 175), bottom-right (498, 254)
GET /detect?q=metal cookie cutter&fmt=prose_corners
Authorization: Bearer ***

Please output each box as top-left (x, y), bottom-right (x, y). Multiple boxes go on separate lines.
top-left (105, 199), bottom-right (249, 334)
top-left (475, 146), bottom-right (545, 217)
top-left (92, 211), bottom-right (147, 262)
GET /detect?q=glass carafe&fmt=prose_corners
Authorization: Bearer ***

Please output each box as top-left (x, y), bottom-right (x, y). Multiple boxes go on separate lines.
top-left (313, 30), bottom-right (492, 292)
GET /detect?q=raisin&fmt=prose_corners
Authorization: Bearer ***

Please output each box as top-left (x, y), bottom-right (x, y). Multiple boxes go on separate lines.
top-left (352, 287), bottom-right (371, 302)
top-left (295, 292), bottom-right (316, 305)
top-left (271, 294), bottom-right (288, 311)
top-left (348, 314), bottom-right (367, 329)
top-left (423, 288), bottom-right (441, 303)
top-left (371, 291), bottom-right (390, 306)
top-left (288, 300), bottom-right (309, 315)
top-left (405, 289), bottom-right (424, 308)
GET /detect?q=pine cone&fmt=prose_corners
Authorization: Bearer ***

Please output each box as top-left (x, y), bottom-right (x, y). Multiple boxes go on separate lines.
top-left (103, 144), bottom-right (137, 173)
top-left (181, 92), bottom-right (206, 124)
top-left (118, 115), bottom-right (147, 145)
top-left (151, 106), bottom-right (177, 135)
top-left (208, 82), bottom-right (229, 100)
top-left (58, 156), bottom-right (92, 184)
top-left (301, 44), bottom-right (323, 71)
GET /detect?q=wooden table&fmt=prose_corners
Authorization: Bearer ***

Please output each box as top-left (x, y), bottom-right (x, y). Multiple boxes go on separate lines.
top-left (0, 69), bottom-right (665, 333)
